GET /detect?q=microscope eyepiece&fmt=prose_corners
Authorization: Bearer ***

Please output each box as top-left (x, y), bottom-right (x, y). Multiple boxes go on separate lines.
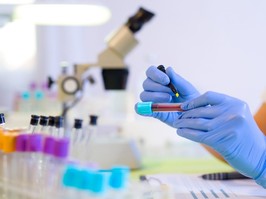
top-left (125, 7), bottom-right (155, 33)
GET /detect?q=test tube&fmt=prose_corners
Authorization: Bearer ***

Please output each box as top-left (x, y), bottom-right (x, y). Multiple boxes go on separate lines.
top-left (53, 116), bottom-right (64, 137)
top-left (0, 113), bottom-right (5, 128)
top-left (38, 115), bottom-right (49, 134)
top-left (70, 119), bottom-right (83, 158)
top-left (1, 133), bottom-right (17, 198)
top-left (27, 115), bottom-right (40, 133)
top-left (47, 116), bottom-right (55, 135)
top-left (72, 119), bottom-right (83, 144)
top-left (41, 136), bottom-right (56, 193)
top-left (26, 134), bottom-right (44, 191)
top-left (136, 102), bottom-right (183, 114)
top-left (15, 134), bottom-right (29, 191)
top-left (84, 115), bottom-right (98, 144)
top-left (47, 138), bottom-right (70, 192)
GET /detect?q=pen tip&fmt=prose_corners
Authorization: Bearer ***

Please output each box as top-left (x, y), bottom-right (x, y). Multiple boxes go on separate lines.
top-left (175, 93), bottom-right (179, 97)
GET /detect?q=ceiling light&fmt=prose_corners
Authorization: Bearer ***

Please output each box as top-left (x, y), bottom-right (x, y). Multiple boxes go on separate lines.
top-left (13, 4), bottom-right (111, 26)
top-left (0, 0), bottom-right (34, 4)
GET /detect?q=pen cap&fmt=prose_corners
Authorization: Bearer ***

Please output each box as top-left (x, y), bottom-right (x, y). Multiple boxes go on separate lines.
top-left (136, 102), bottom-right (153, 114)
top-left (43, 136), bottom-right (55, 155)
top-left (15, 134), bottom-right (29, 152)
top-left (109, 166), bottom-right (130, 189)
top-left (26, 134), bottom-right (43, 152)
top-left (54, 138), bottom-right (69, 158)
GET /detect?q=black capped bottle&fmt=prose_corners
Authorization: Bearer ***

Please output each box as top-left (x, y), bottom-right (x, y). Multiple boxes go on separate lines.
top-left (27, 115), bottom-right (40, 134)
top-left (0, 113), bottom-right (5, 132)
top-left (71, 118), bottom-right (83, 144)
top-left (85, 115), bottom-right (98, 144)
top-left (53, 116), bottom-right (64, 137)
top-left (38, 115), bottom-right (49, 134)
top-left (47, 116), bottom-right (55, 135)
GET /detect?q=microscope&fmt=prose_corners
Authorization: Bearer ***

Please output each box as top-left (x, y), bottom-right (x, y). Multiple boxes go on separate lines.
top-left (49, 7), bottom-right (154, 114)
top-left (48, 7), bottom-right (155, 169)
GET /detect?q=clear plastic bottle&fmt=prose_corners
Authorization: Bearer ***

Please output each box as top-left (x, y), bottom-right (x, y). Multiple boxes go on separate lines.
top-left (47, 138), bottom-right (70, 192)
top-left (27, 115), bottom-right (40, 134)
top-left (0, 113), bottom-right (5, 134)
top-left (53, 116), bottom-right (64, 138)
top-left (47, 116), bottom-right (55, 135)
top-left (26, 133), bottom-right (44, 191)
top-left (70, 118), bottom-right (83, 158)
top-left (38, 115), bottom-right (49, 134)
top-left (84, 115), bottom-right (98, 144)
top-left (71, 119), bottom-right (83, 144)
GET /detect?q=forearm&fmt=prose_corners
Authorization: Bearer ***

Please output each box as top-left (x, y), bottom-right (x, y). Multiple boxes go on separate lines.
top-left (254, 102), bottom-right (266, 135)
top-left (202, 144), bottom-right (227, 163)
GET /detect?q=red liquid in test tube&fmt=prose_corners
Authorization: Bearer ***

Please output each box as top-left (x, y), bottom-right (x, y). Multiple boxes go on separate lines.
top-left (151, 103), bottom-right (183, 112)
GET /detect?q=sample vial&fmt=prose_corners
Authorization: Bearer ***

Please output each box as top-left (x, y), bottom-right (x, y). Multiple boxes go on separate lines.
top-left (136, 102), bottom-right (183, 114)
top-left (54, 116), bottom-right (64, 138)
top-left (47, 116), bottom-right (56, 135)
top-left (39, 115), bottom-right (49, 134)
top-left (0, 113), bottom-right (5, 133)
top-left (27, 115), bottom-right (40, 133)
top-left (71, 119), bottom-right (83, 144)
top-left (85, 115), bottom-right (98, 144)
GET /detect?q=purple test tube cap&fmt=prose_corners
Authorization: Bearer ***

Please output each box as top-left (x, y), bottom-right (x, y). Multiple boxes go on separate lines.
top-left (15, 134), bottom-right (29, 152)
top-left (26, 134), bottom-right (43, 152)
top-left (54, 138), bottom-right (69, 158)
top-left (43, 136), bottom-right (55, 155)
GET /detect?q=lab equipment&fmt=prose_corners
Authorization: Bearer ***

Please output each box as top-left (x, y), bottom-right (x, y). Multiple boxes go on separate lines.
top-left (53, 116), bottom-right (64, 137)
top-left (47, 116), bottom-right (55, 135)
top-left (0, 113), bottom-right (5, 126)
top-left (71, 118), bottom-right (83, 144)
top-left (157, 65), bottom-right (179, 97)
top-left (48, 7), bottom-right (155, 118)
top-left (136, 102), bottom-right (183, 115)
top-left (27, 115), bottom-right (39, 133)
top-left (38, 115), bottom-right (49, 134)
top-left (0, 117), bottom-right (168, 199)
top-left (0, 113), bottom-right (5, 134)
top-left (70, 118), bottom-right (83, 159)
top-left (84, 115), bottom-right (98, 144)
top-left (173, 91), bottom-right (266, 188)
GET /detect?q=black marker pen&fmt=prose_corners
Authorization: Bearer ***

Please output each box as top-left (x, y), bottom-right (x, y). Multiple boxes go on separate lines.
top-left (201, 171), bottom-right (250, 180)
top-left (157, 65), bottom-right (179, 97)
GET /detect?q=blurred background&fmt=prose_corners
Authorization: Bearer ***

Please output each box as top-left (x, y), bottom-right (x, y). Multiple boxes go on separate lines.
top-left (0, 0), bottom-right (266, 155)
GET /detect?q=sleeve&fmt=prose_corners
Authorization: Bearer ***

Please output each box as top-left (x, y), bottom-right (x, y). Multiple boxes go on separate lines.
top-left (261, 89), bottom-right (266, 103)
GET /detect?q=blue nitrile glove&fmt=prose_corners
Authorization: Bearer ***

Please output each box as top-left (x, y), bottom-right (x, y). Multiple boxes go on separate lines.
top-left (173, 91), bottom-right (266, 188)
top-left (136, 65), bottom-right (200, 126)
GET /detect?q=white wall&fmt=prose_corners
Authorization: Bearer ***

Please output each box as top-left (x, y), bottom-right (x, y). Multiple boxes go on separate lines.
top-left (35, 0), bottom-right (266, 113)
top-left (0, 1), bottom-right (266, 145)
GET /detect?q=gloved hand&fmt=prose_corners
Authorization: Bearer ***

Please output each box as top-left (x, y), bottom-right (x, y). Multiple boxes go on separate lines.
top-left (173, 91), bottom-right (266, 187)
top-left (137, 65), bottom-right (200, 127)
